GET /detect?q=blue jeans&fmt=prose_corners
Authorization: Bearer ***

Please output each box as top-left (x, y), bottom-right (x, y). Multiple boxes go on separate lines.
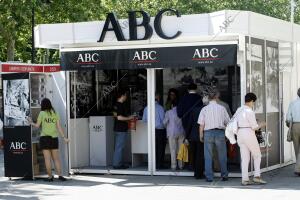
top-left (113, 131), bottom-right (128, 167)
top-left (204, 129), bottom-right (228, 180)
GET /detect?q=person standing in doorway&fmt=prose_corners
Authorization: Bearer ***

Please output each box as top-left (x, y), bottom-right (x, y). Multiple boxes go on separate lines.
top-left (165, 88), bottom-right (179, 111)
top-left (198, 89), bottom-right (230, 182)
top-left (163, 104), bottom-right (185, 170)
top-left (143, 93), bottom-right (166, 169)
top-left (235, 93), bottom-right (267, 185)
top-left (286, 88), bottom-right (300, 176)
top-left (112, 89), bottom-right (134, 169)
top-left (213, 91), bottom-right (233, 172)
top-left (177, 83), bottom-right (203, 170)
top-left (29, 98), bottom-right (69, 181)
top-left (186, 105), bottom-right (205, 179)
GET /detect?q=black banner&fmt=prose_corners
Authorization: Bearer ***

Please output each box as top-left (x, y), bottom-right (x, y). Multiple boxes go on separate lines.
top-left (2, 73), bottom-right (33, 178)
top-left (61, 44), bottom-right (237, 70)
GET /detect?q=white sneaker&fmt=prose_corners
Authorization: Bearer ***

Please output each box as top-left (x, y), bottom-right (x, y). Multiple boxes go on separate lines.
top-left (253, 177), bottom-right (267, 184)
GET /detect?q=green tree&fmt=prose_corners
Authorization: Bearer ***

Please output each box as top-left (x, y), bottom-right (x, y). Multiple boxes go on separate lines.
top-left (0, 0), bottom-right (298, 63)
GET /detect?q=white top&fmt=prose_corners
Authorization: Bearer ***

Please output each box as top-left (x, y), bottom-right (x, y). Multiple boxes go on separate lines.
top-left (163, 107), bottom-right (185, 137)
top-left (286, 98), bottom-right (300, 122)
top-left (235, 105), bottom-right (259, 130)
top-left (198, 100), bottom-right (230, 130)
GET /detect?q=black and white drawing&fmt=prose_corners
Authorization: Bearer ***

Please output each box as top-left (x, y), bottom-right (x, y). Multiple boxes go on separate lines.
top-left (3, 79), bottom-right (30, 126)
top-left (70, 71), bottom-right (96, 118)
top-left (266, 46), bottom-right (279, 112)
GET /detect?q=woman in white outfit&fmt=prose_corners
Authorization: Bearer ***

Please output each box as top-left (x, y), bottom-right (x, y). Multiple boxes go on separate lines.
top-left (164, 106), bottom-right (185, 170)
top-left (235, 93), bottom-right (266, 185)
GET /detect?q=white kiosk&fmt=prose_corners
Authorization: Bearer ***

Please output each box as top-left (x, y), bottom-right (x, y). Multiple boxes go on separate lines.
top-left (33, 10), bottom-right (300, 176)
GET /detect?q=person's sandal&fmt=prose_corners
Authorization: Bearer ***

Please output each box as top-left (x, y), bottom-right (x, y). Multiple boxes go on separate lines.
top-left (253, 177), bottom-right (267, 184)
top-left (44, 176), bottom-right (54, 182)
top-left (241, 180), bottom-right (252, 186)
top-left (58, 176), bottom-right (67, 181)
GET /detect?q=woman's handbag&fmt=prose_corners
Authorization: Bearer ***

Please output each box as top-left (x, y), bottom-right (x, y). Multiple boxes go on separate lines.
top-left (287, 119), bottom-right (293, 142)
top-left (255, 129), bottom-right (264, 144)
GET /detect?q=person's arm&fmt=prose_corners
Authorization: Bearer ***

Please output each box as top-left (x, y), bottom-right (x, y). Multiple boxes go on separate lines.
top-left (31, 120), bottom-right (41, 128)
top-left (28, 113), bottom-right (42, 128)
top-left (225, 104), bottom-right (232, 118)
top-left (197, 110), bottom-right (205, 142)
top-left (117, 115), bottom-right (133, 121)
top-left (247, 111), bottom-right (264, 131)
top-left (142, 107), bottom-right (148, 123)
top-left (56, 120), bottom-right (69, 143)
top-left (176, 98), bottom-right (184, 118)
top-left (199, 125), bottom-right (204, 143)
top-left (116, 103), bottom-right (133, 121)
top-left (163, 111), bottom-right (169, 127)
top-left (185, 110), bottom-right (194, 140)
top-left (223, 108), bottom-right (230, 126)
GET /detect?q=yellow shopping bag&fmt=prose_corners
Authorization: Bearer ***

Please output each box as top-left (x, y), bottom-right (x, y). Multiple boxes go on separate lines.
top-left (177, 143), bottom-right (189, 162)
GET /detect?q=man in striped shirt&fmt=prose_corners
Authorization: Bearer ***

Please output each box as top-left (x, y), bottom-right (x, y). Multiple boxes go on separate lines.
top-left (198, 89), bottom-right (230, 182)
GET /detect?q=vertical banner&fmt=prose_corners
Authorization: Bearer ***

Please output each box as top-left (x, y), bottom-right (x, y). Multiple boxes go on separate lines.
top-left (2, 73), bottom-right (32, 178)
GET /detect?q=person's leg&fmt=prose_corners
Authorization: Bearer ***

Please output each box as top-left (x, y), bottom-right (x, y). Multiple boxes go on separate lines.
top-left (194, 141), bottom-right (204, 178)
top-left (42, 150), bottom-right (52, 178)
top-left (246, 133), bottom-right (262, 178)
top-left (215, 131), bottom-right (228, 178)
top-left (292, 124), bottom-right (300, 173)
top-left (238, 143), bottom-right (250, 182)
top-left (168, 136), bottom-right (177, 169)
top-left (177, 135), bottom-right (185, 169)
top-left (213, 145), bottom-right (220, 172)
top-left (204, 131), bottom-right (214, 181)
top-left (189, 141), bottom-right (196, 171)
top-left (113, 132), bottom-right (127, 167)
top-left (161, 130), bottom-right (167, 166)
top-left (155, 130), bottom-right (164, 169)
top-left (51, 149), bottom-right (62, 176)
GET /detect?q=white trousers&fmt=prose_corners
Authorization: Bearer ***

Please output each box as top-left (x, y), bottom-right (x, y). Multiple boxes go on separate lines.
top-left (237, 129), bottom-right (262, 181)
top-left (168, 134), bottom-right (185, 169)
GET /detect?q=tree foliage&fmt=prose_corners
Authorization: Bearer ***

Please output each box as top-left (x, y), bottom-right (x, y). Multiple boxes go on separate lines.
top-left (0, 0), bottom-right (297, 63)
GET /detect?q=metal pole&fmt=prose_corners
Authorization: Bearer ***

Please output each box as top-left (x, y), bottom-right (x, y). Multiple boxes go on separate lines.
top-left (31, 2), bottom-right (35, 63)
top-left (291, 0), bottom-right (295, 24)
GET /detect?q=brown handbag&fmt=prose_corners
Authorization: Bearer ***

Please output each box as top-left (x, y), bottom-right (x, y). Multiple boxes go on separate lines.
top-left (287, 118), bottom-right (293, 142)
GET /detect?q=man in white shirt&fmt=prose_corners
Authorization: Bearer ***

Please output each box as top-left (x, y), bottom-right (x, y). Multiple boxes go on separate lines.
top-left (198, 89), bottom-right (230, 182)
top-left (286, 88), bottom-right (300, 176)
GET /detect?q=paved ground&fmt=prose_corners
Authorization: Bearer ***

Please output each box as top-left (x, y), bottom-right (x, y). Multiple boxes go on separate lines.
top-left (0, 151), bottom-right (300, 200)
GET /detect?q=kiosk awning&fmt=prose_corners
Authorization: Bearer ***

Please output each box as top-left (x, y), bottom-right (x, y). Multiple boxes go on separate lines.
top-left (60, 44), bottom-right (237, 70)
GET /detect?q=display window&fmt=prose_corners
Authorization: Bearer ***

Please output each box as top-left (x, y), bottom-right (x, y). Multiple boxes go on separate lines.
top-left (69, 69), bottom-right (150, 172)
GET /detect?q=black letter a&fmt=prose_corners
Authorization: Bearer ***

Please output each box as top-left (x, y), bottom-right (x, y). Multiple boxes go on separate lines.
top-left (98, 12), bottom-right (125, 42)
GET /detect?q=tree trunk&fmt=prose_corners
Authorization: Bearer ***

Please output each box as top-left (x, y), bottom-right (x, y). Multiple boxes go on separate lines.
top-left (6, 36), bottom-right (15, 61)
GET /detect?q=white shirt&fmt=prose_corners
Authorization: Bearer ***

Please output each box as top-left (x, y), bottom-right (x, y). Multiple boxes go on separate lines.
top-left (286, 98), bottom-right (300, 122)
top-left (163, 107), bottom-right (185, 137)
top-left (235, 105), bottom-right (259, 130)
top-left (198, 100), bottom-right (230, 130)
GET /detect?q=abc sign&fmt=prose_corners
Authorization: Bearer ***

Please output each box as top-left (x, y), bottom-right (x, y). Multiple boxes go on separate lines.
top-left (133, 51), bottom-right (157, 61)
top-left (10, 142), bottom-right (27, 150)
top-left (98, 9), bottom-right (182, 42)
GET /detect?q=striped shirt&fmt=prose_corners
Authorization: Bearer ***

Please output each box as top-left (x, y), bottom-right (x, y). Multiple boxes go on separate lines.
top-left (198, 100), bottom-right (230, 131)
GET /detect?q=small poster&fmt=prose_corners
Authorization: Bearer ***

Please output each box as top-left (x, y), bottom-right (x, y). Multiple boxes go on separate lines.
top-left (3, 78), bottom-right (30, 126)
top-left (2, 73), bottom-right (33, 178)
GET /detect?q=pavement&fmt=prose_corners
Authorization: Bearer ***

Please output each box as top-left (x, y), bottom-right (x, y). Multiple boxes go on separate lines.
top-left (0, 151), bottom-right (300, 200)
